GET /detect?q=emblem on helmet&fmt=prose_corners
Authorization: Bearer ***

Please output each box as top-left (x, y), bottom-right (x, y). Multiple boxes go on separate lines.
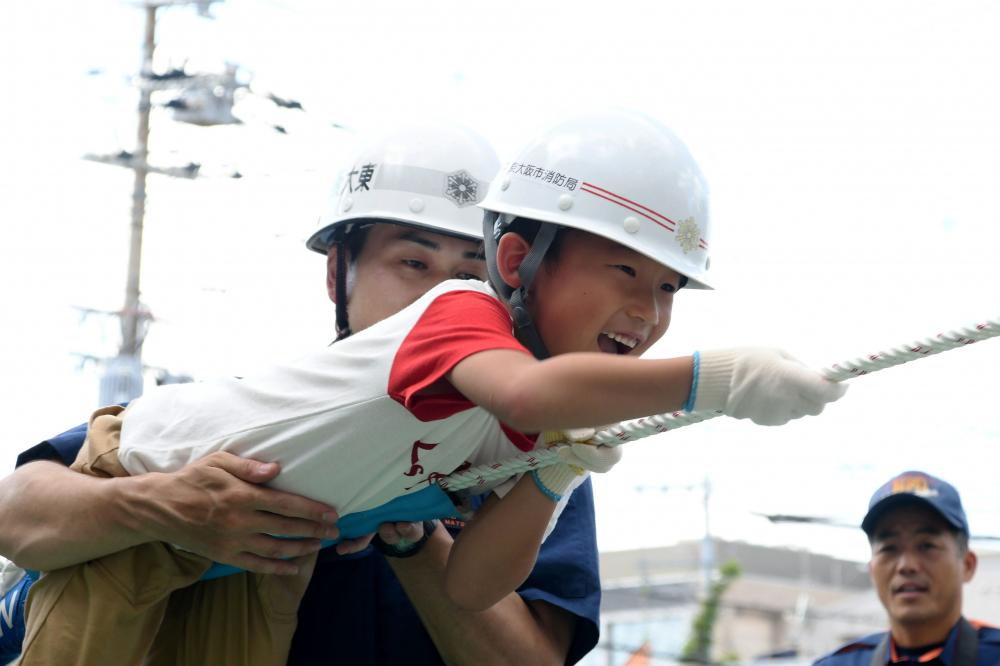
top-left (445, 170), bottom-right (479, 207)
top-left (675, 217), bottom-right (701, 254)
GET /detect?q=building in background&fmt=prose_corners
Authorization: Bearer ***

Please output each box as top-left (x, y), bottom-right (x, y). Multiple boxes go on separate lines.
top-left (584, 539), bottom-right (1000, 665)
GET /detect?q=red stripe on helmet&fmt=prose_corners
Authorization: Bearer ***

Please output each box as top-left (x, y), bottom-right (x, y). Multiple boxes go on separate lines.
top-left (580, 185), bottom-right (676, 232)
top-left (581, 182), bottom-right (678, 230)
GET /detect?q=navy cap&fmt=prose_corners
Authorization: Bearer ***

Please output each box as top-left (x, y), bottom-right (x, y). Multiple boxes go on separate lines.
top-left (861, 470), bottom-right (969, 538)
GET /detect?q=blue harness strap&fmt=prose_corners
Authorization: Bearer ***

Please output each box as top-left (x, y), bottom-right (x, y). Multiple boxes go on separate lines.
top-left (202, 483), bottom-right (460, 580)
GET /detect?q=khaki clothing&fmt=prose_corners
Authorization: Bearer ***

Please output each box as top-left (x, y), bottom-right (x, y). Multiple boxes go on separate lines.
top-left (20, 406), bottom-right (314, 666)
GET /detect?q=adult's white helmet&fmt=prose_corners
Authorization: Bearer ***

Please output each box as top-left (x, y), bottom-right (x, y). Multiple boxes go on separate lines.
top-left (479, 110), bottom-right (711, 358)
top-left (306, 122), bottom-right (500, 255)
top-left (308, 122), bottom-right (499, 339)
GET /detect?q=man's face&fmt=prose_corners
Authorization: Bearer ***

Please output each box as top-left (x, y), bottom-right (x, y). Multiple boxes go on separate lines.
top-left (868, 503), bottom-right (976, 634)
top-left (330, 223), bottom-right (487, 333)
top-left (526, 230), bottom-right (681, 357)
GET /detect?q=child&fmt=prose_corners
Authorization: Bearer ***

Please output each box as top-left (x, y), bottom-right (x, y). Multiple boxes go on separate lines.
top-left (22, 111), bottom-right (845, 664)
top-left (18, 121), bottom-right (510, 665)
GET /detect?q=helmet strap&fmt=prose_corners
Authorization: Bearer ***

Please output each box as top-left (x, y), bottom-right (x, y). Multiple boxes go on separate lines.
top-left (482, 212), bottom-right (555, 360)
top-left (332, 227), bottom-right (352, 340)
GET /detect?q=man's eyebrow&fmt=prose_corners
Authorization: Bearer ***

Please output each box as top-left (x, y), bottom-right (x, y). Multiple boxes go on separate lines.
top-left (397, 231), bottom-right (440, 251)
top-left (398, 231), bottom-right (485, 261)
top-left (916, 525), bottom-right (946, 536)
top-left (873, 528), bottom-right (899, 541)
top-left (874, 525), bottom-right (945, 541)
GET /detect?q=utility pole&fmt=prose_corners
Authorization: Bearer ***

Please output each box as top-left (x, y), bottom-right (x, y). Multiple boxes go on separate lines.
top-left (81, 0), bottom-right (312, 403)
top-left (635, 477), bottom-right (715, 598)
top-left (82, 0), bottom-right (232, 405)
top-left (700, 476), bottom-right (713, 598)
top-left (121, 3), bottom-right (156, 360)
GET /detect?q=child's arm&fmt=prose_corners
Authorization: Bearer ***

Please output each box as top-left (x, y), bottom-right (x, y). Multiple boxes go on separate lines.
top-left (450, 346), bottom-right (847, 432)
top-left (444, 473), bottom-right (562, 611)
top-left (437, 348), bottom-right (690, 610)
top-left (443, 441), bottom-right (615, 611)
top-left (440, 344), bottom-right (845, 610)
top-left (449, 348), bottom-right (694, 432)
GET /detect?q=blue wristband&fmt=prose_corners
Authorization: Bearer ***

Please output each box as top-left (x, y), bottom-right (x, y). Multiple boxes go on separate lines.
top-left (531, 469), bottom-right (563, 503)
top-left (683, 351), bottom-right (700, 412)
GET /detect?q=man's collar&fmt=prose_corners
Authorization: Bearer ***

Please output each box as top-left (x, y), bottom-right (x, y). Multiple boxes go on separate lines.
top-left (889, 619), bottom-right (962, 664)
top-left (889, 640), bottom-right (944, 663)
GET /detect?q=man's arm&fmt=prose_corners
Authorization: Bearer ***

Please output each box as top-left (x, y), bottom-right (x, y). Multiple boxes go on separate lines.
top-left (0, 452), bottom-right (341, 573)
top-left (386, 525), bottom-right (576, 666)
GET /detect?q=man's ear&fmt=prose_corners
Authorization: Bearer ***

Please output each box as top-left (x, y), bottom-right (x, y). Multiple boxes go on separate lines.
top-left (962, 549), bottom-right (978, 583)
top-left (326, 246), bottom-right (340, 304)
top-left (496, 233), bottom-right (532, 289)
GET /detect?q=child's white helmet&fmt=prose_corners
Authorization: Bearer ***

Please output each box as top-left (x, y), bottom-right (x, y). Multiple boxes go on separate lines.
top-left (307, 122), bottom-right (500, 254)
top-left (481, 109), bottom-right (712, 289)
top-left (479, 110), bottom-right (711, 358)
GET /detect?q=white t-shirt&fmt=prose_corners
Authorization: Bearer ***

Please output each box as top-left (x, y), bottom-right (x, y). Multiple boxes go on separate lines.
top-left (120, 280), bottom-right (556, 516)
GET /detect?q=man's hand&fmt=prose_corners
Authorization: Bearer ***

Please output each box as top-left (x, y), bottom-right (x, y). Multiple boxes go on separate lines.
top-left (334, 533), bottom-right (376, 555)
top-left (131, 451), bottom-right (342, 574)
top-left (374, 521), bottom-right (425, 550)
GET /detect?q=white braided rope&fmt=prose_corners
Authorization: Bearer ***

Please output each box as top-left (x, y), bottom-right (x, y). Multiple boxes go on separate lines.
top-left (821, 318), bottom-right (1000, 381)
top-left (437, 316), bottom-right (1000, 492)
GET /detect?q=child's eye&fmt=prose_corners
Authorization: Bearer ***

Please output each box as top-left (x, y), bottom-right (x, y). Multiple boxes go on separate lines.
top-left (402, 259), bottom-right (427, 270)
top-left (455, 271), bottom-right (483, 281)
top-left (661, 282), bottom-right (677, 294)
top-left (612, 264), bottom-right (636, 277)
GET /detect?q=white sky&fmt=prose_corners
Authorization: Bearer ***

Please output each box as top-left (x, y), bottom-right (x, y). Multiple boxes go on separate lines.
top-left (2, 0), bottom-right (999, 565)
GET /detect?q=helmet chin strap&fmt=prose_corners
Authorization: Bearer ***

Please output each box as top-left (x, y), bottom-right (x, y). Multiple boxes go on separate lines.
top-left (483, 212), bottom-right (556, 360)
top-left (333, 227), bottom-right (352, 340)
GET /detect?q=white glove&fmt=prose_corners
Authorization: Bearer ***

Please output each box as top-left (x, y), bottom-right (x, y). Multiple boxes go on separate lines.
top-left (691, 347), bottom-right (847, 426)
top-left (549, 427), bottom-right (623, 473)
top-left (533, 463), bottom-right (581, 501)
top-left (532, 428), bottom-right (624, 502)
top-left (557, 442), bottom-right (623, 474)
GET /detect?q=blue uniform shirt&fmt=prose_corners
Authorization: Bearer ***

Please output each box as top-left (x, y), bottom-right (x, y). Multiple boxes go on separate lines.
top-left (814, 620), bottom-right (1000, 666)
top-left (16, 421), bottom-right (88, 468)
top-left (15, 423), bottom-right (601, 665)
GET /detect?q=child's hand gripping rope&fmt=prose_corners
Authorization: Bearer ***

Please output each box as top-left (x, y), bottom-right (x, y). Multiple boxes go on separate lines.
top-left (596, 316), bottom-right (1000, 444)
top-left (531, 428), bottom-right (624, 501)
top-left (690, 348), bottom-right (848, 426)
top-left (441, 316), bottom-right (1000, 493)
top-left (533, 346), bottom-right (846, 500)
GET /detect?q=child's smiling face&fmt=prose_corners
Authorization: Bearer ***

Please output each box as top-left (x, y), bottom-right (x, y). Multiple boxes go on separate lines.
top-left (522, 229), bottom-right (682, 358)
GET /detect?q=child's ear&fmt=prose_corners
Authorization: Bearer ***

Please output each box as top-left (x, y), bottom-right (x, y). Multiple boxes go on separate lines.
top-left (496, 233), bottom-right (532, 288)
top-left (326, 246), bottom-right (341, 304)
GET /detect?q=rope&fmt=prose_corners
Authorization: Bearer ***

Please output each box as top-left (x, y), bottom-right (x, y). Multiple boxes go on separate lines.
top-left (438, 316), bottom-right (1000, 492)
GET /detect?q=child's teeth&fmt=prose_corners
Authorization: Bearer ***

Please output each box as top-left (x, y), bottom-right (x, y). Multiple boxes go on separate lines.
top-left (604, 332), bottom-right (637, 348)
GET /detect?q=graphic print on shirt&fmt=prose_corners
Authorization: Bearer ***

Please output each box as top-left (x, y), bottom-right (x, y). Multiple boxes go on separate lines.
top-left (404, 440), bottom-right (439, 477)
top-left (404, 456), bottom-right (472, 492)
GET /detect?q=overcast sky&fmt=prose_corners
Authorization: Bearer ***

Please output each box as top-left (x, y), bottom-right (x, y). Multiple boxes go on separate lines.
top-left (2, 0), bottom-right (999, 566)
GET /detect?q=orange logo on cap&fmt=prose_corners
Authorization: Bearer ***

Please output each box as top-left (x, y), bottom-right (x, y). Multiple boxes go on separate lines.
top-left (891, 475), bottom-right (938, 498)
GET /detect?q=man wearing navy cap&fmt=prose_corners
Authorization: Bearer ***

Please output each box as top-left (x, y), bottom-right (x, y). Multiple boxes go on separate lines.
top-left (815, 471), bottom-right (1000, 665)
